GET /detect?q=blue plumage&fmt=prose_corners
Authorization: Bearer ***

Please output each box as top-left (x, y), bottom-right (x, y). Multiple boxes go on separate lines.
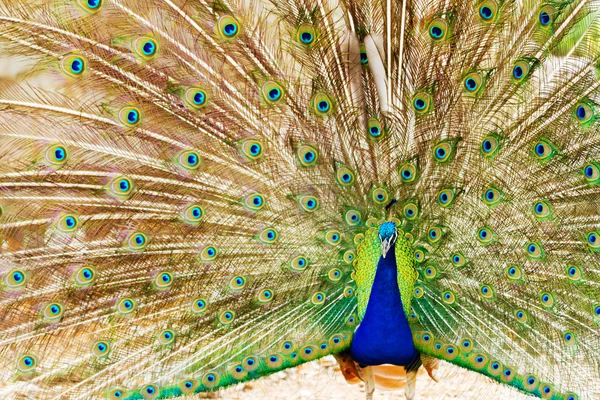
top-left (350, 244), bottom-right (419, 367)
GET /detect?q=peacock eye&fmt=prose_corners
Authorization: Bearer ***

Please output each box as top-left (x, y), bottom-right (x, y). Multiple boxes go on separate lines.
top-left (77, 0), bottom-right (102, 12)
top-left (399, 162), bottom-right (418, 183)
top-left (428, 18), bottom-right (448, 40)
top-left (359, 44), bottom-right (368, 64)
top-left (243, 193), bottom-right (265, 211)
top-left (463, 72), bottom-right (484, 94)
top-left (477, 227), bottom-right (495, 244)
top-left (336, 166), bottom-right (355, 186)
top-left (311, 291), bottom-right (326, 305)
top-left (478, 0), bottom-right (499, 21)
top-left (154, 272), bottom-right (173, 289)
top-left (74, 266), bottom-right (96, 286)
top-left (118, 106), bottom-right (141, 127)
top-left (574, 101), bottom-right (594, 123)
top-left (184, 87), bottom-right (208, 109)
top-left (258, 288), bottom-right (274, 302)
top-left (412, 92), bottom-right (432, 113)
top-left (116, 298), bottom-right (136, 314)
top-left (538, 6), bottom-right (555, 28)
top-left (43, 302), bottom-right (64, 320)
top-left (403, 202), bottom-right (419, 220)
top-left (177, 150), bottom-right (201, 171)
top-left (126, 232), bottom-right (148, 251)
top-left (191, 298), bottom-right (207, 313)
top-left (311, 92), bottom-right (334, 116)
top-left (60, 54), bottom-right (87, 77)
top-left (437, 188), bottom-right (456, 207)
top-left (532, 139), bottom-right (556, 161)
top-left (297, 144), bottom-right (319, 167)
top-left (433, 142), bottom-right (454, 162)
top-left (219, 310), bottom-right (235, 324)
top-left (17, 354), bottom-right (37, 372)
top-left (297, 23), bottom-right (316, 45)
top-left (44, 144), bottom-right (69, 165)
top-left (372, 187), bottom-right (389, 204)
top-left (344, 209), bottom-right (361, 226)
top-left (92, 340), bottom-right (110, 356)
top-left (367, 118), bottom-right (384, 139)
top-left (291, 256), bottom-right (308, 271)
top-left (218, 15), bottom-right (240, 39)
top-left (262, 81), bottom-right (285, 104)
top-left (240, 139), bottom-right (263, 160)
top-left (133, 37), bottom-right (158, 59)
top-left (526, 241), bottom-right (543, 258)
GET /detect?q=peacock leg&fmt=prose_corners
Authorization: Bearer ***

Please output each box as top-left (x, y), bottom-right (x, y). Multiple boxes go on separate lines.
top-left (362, 366), bottom-right (375, 400)
top-left (405, 368), bottom-right (417, 400)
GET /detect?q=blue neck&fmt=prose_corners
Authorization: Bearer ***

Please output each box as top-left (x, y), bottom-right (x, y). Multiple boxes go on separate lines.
top-left (350, 244), bottom-right (419, 366)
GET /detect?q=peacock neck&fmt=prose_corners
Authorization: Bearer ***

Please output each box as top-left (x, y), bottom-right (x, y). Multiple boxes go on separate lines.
top-left (350, 243), bottom-right (419, 367)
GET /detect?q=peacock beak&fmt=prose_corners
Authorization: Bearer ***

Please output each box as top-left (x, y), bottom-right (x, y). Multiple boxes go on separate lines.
top-left (380, 232), bottom-right (397, 258)
top-left (381, 236), bottom-right (392, 258)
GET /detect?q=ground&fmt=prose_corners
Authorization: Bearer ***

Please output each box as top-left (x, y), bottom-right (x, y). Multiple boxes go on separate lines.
top-left (210, 357), bottom-right (531, 399)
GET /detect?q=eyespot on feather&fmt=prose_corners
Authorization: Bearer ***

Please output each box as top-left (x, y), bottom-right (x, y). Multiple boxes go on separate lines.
top-left (182, 204), bottom-right (204, 224)
top-left (191, 298), bottom-right (207, 313)
top-left (290, 256), bottom-right (308, 271)
top-left (325, 230), bottom-right (341, 245)
top-left (311, 92), bottom-right (334, 117)
top-left (297, 144), bottom-right (319, 166)
top-left (92, 340), bottom-right (111, 357)
top-left (125, 232), bottom-right (148, 251)
top-left (412, 92), bottom-right (432, 114)
top-left (428, 17), bottom-right (449, 41)
top-left (258, 288), bottom-right (274, 302)
top-left (17, 354), bottom-right (37, 373)
top-left (243, 193), bottom-right (265, 211)
top-left (60, 54), bottom-right (87, 77)
top-left (218, 310), bottom-right (235, 325)
top-left (574, 101), bottom-right (594, 124)
top-left (57, 214), bottom-right (79, 233)
top-left (116, 298), bottom-right (136, 315)
top-left (5, 269), bottom-right (28, 289)
top-left (218, 15), bottom-right (240, 39)
top-left (158, 329), bottom-right (176, 345)
top-left (367, 118), bottom-right (384, 139)
top-left (239, 139), bottom-right (263, 160)
top-left (259, 227), bottom-right (279, 243)
top-left (77, 0), bottom-right (102, 13)
top-left (311, 291), bottom-right (326, 305)
top-left (478, 0), bottom-right (499, 21)
top-left (44, 144), bottom-right (69, 166)
top-left (199, 246), bottom-right (218, 261)
top-left (109, 176), bottom-right (134, 198)
top-left (176, 150), bottom-right (201, 171)
top-left (230, 276), bottom-right (246, 290)
top-left (296, 23), bottom-right (316, 46)
top-left (344, 209), bottom-right (361, 226)
top-left (399, 162), bottom-right (418, 183)
top-left (463, 71), bottom-right (484, 94)
top-left (261, 81), bottom-right (285, 104)
top-left (154, 272), bottom-right (173, 289)
top-left (140, 384), bottom-right (159, 400)
top-left (74, 266), bottom-right (96, 286)
top-left (118, 106), bottom-right (141, 127)
top-left (184, 87), bottom-right (208, 109)
top-left (43, 302), bottom-right (64, 320)
top-left (299, 195), bottom-right (319, 212)
top-left (179, 379), bottom-right (199, 395)
top-left (133, 37), bottom-right (158, 60)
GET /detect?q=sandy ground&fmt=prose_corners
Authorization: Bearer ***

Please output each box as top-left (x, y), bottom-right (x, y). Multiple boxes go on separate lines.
top-left (200, 357), bottom-right (532, 400)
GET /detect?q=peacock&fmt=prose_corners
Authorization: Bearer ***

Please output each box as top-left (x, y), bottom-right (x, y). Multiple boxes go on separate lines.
top-left (0, 0), bottom-right (599, 399)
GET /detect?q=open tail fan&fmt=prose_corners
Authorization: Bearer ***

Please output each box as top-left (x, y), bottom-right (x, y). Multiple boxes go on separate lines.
top-left (0, 0), bottom-right (598, 399)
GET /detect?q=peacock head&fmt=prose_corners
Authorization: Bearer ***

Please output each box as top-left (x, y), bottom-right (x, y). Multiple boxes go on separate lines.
top-left (379, 221), bottom-right (398, 258)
